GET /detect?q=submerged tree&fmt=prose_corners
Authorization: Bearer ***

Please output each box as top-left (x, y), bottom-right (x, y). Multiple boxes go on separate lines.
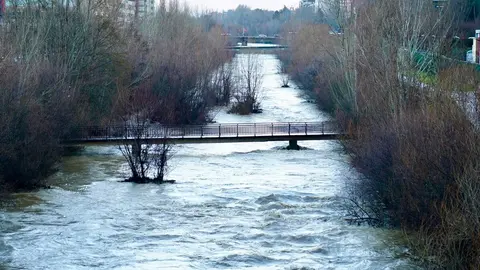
top-left (278, 62), bottom-right (290, 88)
top-left (229, 53), bottom-right (264, 114)
top-left (115, 84), bottom-right (175, 184)
top-left (120, 136), bottom-right (174, 184)
top-left (214, 61), bottom-right (237, 105)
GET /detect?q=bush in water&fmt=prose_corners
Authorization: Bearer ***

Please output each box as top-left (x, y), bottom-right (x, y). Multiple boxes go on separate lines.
top-left (229, 53), bottom-right (264, 115)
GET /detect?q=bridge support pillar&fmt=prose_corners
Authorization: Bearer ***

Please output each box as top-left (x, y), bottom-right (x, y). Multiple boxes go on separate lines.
top-left (241, 37), bottom-right (248, 46)
top-left (287, 140), bottom-right (300, 150)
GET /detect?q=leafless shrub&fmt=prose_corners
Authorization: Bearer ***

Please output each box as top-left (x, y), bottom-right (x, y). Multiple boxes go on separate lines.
top-left (279, 24), bottom-right (341, 112)
top-left (278, 63), bottom-right (290, 88)
top-left (0, 0), bottom-right (232, 190)
top-left (229, 53), bottom-right (264, 115)
top-left (216, 61), bottom-right (237, 105)
top-left (337, 0), bottom-right (480, 267)
top-left (287, 0), bottom-right (480, 267)
top-left (114, 83), bottom-right (175, 184)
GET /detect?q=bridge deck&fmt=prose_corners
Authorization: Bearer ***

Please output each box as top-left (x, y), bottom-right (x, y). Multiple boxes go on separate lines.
top-left (226, 45), bottom-right (288, 50)
top-left (66, 122), bottom-right (345, 145)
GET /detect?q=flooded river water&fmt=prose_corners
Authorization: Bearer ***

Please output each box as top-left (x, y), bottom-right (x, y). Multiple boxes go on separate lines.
top-left (1, 54), bottom-right (419, 269)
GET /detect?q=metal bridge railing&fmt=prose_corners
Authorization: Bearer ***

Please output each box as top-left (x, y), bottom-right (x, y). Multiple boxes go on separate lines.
top-left (69, 121), bottom-right (341, 141)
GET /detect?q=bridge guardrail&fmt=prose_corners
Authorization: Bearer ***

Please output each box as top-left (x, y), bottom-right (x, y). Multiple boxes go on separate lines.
top-left (69, 121), bottom-right (341, 142)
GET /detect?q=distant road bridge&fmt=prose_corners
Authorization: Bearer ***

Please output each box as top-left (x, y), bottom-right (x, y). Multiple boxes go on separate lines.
top-left (223, 35), bottom-right (288, 50)
top-left (65, 122), bottom-right (346, 148)
top-left (228, 36), bottom-right (283, 46)
top-left (226, 44), bottom-right (288, 50)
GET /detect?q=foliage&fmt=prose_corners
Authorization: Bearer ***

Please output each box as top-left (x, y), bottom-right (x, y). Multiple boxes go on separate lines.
top-left (0, 5), bottom-right (120, 191)
top-left (0, 0), bottom-right (232, 191)
top-left (285, 0), bottom-right (480, 267)
top-left (278, 24), bottom-right (340, 113)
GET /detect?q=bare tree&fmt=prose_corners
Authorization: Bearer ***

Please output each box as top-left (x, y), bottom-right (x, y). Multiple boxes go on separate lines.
top-left (229, 52), bottom-right (264, 114)
top-left (119, 135), bottom-right (175, 184)
top-left (278, 60), bottom-right (290, 88)
top-left (216, 61), bottom-right (237, 105)
top-left (115, 86), bottom-right (175, 184)
top-left (0, 0), bottom-right (232, 191)
top-left (329, 0), bottom-right (480, 267)
top-left (282, 0), bottom-right (480, 267)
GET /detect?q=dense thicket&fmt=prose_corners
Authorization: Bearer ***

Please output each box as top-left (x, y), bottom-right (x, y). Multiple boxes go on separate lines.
top-left (283, 0), bottom-right (480, 267)
top-left (0, 0), bottom-right (232, 191)
top-left (277, 24), bottom-right (339, 112)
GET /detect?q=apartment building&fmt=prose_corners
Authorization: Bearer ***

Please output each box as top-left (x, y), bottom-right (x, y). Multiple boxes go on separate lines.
top-left (0, 0), bottom-right (154, 23)
top-left (300, 0), bottom-right (316, 8)
top-left (300, 0), bottom-right (321, 12)
top-left (122, 0), bottom-right (154, 20)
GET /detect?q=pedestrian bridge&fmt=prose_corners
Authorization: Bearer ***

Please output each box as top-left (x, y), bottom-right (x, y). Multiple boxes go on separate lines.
top-left (228, 36), bottom-right (282, 45)
top-left (226, 44), bottom-right (288, 50)
top-left (65, 121), bottom-right (346, 148)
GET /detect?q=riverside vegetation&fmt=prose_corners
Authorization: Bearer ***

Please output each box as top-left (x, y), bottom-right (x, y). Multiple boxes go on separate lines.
top-left (0, 0), bottom-right (236, 190)
top-left (6, 0), bottom-right (480, 266)
top-left (0, 0), bottom-right (284, 188)
top-left (280, 0), bottom-right (480, 268)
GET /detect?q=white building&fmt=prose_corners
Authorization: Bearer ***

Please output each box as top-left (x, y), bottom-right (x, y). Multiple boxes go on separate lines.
top-left (122, 0), bottom-right (154, 21)
top-left (469, 30), bottom-right (480, 64)
top-left (299, 0), bottom-right (320, 11)
top-left (75, 0), bottom-right (154, 22)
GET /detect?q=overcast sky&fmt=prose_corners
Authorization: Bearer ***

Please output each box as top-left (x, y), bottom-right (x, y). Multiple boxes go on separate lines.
top-left (184, 0), bottom-right (300, 12)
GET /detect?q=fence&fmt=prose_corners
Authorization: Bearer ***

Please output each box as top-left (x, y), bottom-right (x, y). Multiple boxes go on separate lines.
top-left (71, 121), bottom-right (340, 141)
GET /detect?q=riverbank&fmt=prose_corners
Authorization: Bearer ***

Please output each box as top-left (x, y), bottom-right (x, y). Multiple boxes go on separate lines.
top-left (0, 2), bottom-right (232, 193)
top-left (281, 18), bottom-right (480, 268)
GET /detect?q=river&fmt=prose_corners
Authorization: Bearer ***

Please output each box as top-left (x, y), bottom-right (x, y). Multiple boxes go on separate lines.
top-left (0, 53), bottom-right (419, 269)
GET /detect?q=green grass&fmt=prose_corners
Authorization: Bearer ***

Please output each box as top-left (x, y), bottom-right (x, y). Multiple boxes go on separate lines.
top-left (417, 71), bottom-right (438, 85)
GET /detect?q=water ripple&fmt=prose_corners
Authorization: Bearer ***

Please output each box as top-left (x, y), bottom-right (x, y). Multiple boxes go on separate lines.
top-left (0, 54), bottom-right (418, 270)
